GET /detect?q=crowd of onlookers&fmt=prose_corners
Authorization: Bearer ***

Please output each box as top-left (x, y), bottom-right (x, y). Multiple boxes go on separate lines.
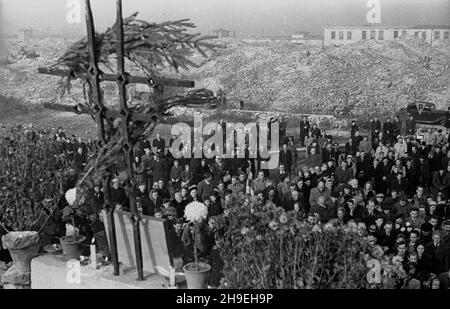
top-left (2, 114), bottom-right (450, 288)
top-left (121, 115), bottom-right (449, 289)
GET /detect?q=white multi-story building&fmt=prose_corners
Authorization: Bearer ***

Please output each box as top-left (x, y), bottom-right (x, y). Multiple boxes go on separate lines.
top-left (324, 25), bottom-right (450, 46)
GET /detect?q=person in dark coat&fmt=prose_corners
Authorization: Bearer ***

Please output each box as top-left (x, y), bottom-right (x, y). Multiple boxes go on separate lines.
top-left (279, 144), bottom-right (293, 172)
top-left (370, 116), bottom-right (382, 141)
top-left (310, 124), bottom-right (321, 140)
top-left (283, 190), bottom-right (307, 217)
top-left (383, 118), bottom-right (394, 144)
top-left (198, 173), bottom-right (213, 202)
top-left (90, 183), bottom-right (104, 212)
top-left (425, 231), bottom-right (449, 275)
top-left (350, 120), bottom-right (359, 139)
top-left (343, 199), bottom-right (364, 223)
top-left (149, 190), bottom-right (163, 214)
top-left (391, 173), bottom-right (407, 194)
top-left (210, 157), bottom-right (227, 187)
top-left (136, 182), bottom-right (154, 216)
top-left (110, 178), bottom-right (129, 210)
top-left (344, 138), bottom-right (357, 157)
top-left (65, 138), bottom-right (74, 162)
top-left (416, 243), bottom-right (433, 275)
top-left (361, 200), bottom-right (382, 227)
top-left (170, 191), bottom-right (187, 219)
top-left (405, 115), bottom-right (416, 136)
top-left (208, 190), bottom-right (224, 217)
top-left (167, 219), bottom-right (185, 271)
top-left (299, 117), bottom-right (310, 147)
top-left (392, 115), bottom-right (402, 139)
top-left (377, 220), bottom-right (398, 254)
top-left (152, 133), bottom-right (165, 154)
top-left (151, 153), bottom-right (169, 183)
top-left (73, 146), bottom-right (87, 173)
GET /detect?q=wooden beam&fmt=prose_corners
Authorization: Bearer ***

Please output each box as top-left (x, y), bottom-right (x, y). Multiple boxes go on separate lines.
top-left (37, 67), bottom-right (195, 88)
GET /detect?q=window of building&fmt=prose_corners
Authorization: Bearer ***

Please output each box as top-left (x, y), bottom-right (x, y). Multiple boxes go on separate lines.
top-left (422, 31), bottom-right (427, 39)
top-left (362, 30), bottom-right (367, 39)
top-left (444, 31), bottom-right (449, 40)
top-left (434, 31), bottom-right (440, 40)
top-left (370, 30), bottom-right (376, 39)
top-left (347, 31), bottom-right (352, 40)
top-left (414, 32), bottom-right (419, 38)
top-left (402, 30), bottom-right (407, 36)
top-left (378, 30), bottom-right (384, 40)
top-left (393, 31), bottom-right (399, 38)
top-left (331, 31), bottom-right (336, 39)
top-left (339, 31), bottom-right (344, 40)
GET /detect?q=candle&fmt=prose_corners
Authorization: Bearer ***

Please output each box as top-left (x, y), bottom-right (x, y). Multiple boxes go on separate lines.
top-left (90, 238), bottom-right (96, 270)
top-left (169, 266), bottom-right (176, 287)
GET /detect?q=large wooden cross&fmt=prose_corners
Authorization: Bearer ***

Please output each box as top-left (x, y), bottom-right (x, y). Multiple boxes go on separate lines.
top-left (38, 0), bottom-right (196, 281)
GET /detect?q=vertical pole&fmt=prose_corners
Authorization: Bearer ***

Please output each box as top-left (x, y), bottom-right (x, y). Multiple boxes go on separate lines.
top-left (84, 0), bottom-right (119, 276)
top-left (115, 0), bottom-right (144, 281)
top-left (84, 0), bottom-right (106, 144)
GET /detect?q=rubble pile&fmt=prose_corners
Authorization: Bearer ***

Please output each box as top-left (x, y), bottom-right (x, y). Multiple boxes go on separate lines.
top-left (177, 37), bottom-right (450, 116)
top-left (1, 37), bottom-right (449, 119)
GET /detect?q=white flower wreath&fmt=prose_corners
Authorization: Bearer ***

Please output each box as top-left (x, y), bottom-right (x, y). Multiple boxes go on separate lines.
top-left (184, 201), bottom-right (208, 222)
top-left (65, 188), bottom-right (77, 206)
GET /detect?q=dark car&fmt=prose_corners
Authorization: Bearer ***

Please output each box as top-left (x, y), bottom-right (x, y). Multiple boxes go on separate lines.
top-left (398, 102), bottom-right (447, 125)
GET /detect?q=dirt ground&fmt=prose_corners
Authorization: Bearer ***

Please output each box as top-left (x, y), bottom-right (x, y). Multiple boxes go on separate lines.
top-left (0, 94), bottom-right (97, 138)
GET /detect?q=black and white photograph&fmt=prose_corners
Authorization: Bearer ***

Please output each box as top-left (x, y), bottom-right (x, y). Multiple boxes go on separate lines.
top-left (0, 0), bottom-right (450, 294)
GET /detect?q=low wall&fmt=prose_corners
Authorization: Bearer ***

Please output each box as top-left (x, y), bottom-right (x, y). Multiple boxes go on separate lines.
top-left (31, 254), bottom-right (169, 289)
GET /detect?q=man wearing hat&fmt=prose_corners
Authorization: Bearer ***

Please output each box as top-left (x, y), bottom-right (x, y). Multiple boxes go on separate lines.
top-left (187, 185), bottom-right (200, 203)
top-left (380, 201), bottom-right (396, 222)
top-left (350, 120), bottom-right (359, 139)
top-left (420, 222), bottom-right (434, 244)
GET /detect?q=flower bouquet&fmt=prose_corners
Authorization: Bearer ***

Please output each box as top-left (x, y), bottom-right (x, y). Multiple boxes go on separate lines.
top-left (59, 187), bottom-right (87, 260)
top-left (182, 201), bottom-right (211, 289)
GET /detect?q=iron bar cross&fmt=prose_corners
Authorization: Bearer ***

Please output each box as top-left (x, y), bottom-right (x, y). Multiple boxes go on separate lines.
top-left (38, 0), bottom-right (195, 281)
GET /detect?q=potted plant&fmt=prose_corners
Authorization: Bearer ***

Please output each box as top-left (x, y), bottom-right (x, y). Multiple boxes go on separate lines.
top-left (182, 201), bottom-right (211, 289)
top-left (0, 125), bottom-right (66, 288)
top-left (60, 187), bottom-right (87, 260)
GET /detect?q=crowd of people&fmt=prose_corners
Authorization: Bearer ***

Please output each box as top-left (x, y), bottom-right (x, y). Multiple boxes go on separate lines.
top-left (122, 115), bottom-right (450, 289)
top-left (2, 114), bottom-right (450, 289)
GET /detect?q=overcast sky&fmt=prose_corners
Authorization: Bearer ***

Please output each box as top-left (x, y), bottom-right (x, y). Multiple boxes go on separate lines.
top-left (1, 0), bottom-right (449, 36)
